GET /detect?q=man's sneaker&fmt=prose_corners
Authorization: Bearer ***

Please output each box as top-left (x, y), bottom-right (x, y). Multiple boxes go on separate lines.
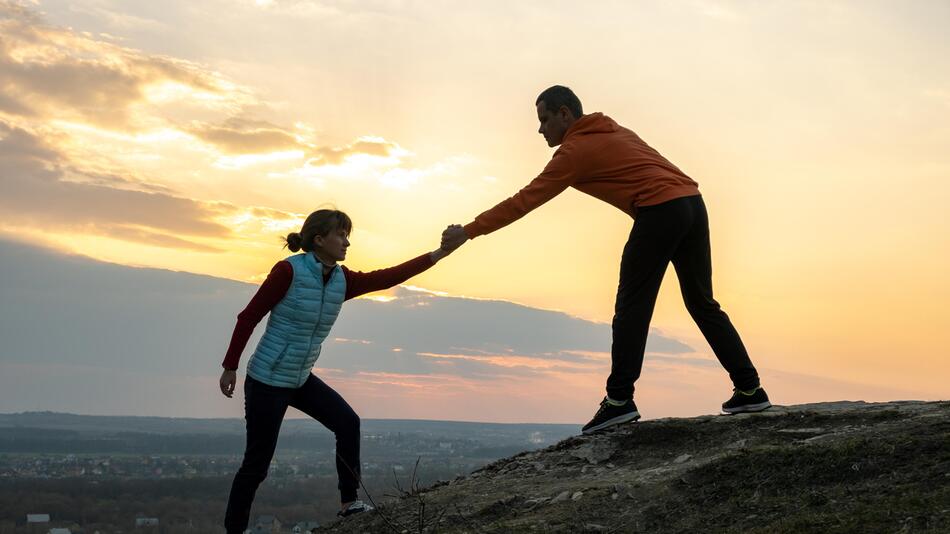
top-left (582, 397), bottom-right (640, 435)
top-left (338, 500), bottom-right (373, 518)
top-left (721, 387), bottom-right (772, 414)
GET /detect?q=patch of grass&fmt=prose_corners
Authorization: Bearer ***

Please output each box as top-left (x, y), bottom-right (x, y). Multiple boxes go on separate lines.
top-left (662, 423), bottom-right (950, 533)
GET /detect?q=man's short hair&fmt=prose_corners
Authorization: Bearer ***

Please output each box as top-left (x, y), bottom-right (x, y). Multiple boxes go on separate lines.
top-left (536, 85), bottom-right (583, 118)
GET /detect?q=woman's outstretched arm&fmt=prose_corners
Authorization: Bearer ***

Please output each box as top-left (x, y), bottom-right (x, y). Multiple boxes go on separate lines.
top-left (344, 231), bottom-right (458, 300)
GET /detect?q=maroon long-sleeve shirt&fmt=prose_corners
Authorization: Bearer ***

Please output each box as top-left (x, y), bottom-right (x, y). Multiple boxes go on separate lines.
top-left (221, 253), bottom-right (433, 370)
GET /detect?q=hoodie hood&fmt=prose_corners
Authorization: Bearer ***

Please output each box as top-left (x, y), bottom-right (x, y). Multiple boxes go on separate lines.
top-left (562, 112), bottom-right (618, 142)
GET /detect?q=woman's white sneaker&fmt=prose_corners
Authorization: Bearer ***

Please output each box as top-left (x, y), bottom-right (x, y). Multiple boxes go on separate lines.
top-left (338, 500), bottom-right (374, 518)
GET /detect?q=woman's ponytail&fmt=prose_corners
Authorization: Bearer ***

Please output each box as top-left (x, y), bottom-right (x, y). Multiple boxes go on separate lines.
top-left (285, 232), bottom-right (303, 252)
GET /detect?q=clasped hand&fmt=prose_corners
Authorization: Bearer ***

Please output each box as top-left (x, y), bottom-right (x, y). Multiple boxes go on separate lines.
top-left (441, 224), bottom-right (467, 252)
top-left (429, 224), bottom-right (467, 263)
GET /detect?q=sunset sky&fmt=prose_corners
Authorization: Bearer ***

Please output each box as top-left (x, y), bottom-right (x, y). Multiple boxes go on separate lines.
top-left (1, 0), bottom-right (948, 421)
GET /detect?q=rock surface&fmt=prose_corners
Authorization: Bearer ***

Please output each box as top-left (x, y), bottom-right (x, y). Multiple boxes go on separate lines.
top-left (320, 401), bottom-right (950, 533)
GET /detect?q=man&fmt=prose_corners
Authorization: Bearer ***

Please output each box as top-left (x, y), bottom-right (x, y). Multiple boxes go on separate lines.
top-left (441, 85), bottom-right (770, 434)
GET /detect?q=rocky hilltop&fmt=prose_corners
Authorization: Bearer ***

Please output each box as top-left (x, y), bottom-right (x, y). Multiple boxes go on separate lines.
top-left (322, 401), bottom-right (949, 533)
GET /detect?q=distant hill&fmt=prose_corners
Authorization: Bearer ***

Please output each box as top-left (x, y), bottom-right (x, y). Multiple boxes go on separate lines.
top-left (0, 411), bottom-right (578, 454)
top-left (0, 411), bottom-right (247, 435)
top-left (322, 401), bottom-right (950, 533)
top-left (0, 411), bottom-right (577, 436)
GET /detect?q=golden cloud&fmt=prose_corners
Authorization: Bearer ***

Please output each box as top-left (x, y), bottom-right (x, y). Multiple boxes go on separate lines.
top-left (0, 2), bottom-right (240, 129)
top-left (416, 351), bottom-right (602, 372)
top-left (185, 118), bottom-right (407, 172)
top-left (307, 137), bottom-right (402, 165)
top-left (0, 2), bottom-right (426, 254)
top-left (98, 224), bottom-right (225, 252)
top-left (185, 118), bottom-right (304, 154)
top-left (0, 121), bottom-right (231, 246)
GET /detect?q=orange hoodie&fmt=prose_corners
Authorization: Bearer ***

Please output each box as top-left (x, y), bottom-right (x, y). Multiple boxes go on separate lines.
top-left (463, 112), bottom-right (700, 239)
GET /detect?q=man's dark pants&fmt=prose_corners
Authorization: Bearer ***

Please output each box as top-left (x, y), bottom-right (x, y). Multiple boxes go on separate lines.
top-left (224, 374), bottom-right (361, 533)
top-left (606, 194), bottom-right (760, 400)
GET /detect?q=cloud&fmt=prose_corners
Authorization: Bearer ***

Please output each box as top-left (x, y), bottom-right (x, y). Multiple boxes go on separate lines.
top-left (320, 286), bottom-right (699, 381)
top-left (100, 224), bottom-right (225, 252)
top-left (285, 144), bottom-right (474, 192)
top-left (0, 121), bottom-right (232, 246)
top-left (417, 351), bottom-right (602, 372)
top-left (307, 136), bottom-right (402, 165)
top-left (0, 239), bottom-right (709, 420)
top-left (0, 85), bottom-right (34, 116)
top-left (248, 205), bottom-right (298, 220)
top-left (185, 117), bottom-right (304, 154)
top-left (0, 3), bottom-right (393, 253)
top-left (0, 2), bottom-right (453, 256)
top-left (64, 168), bottom-right (177, 195)
top-left (70, 3), bottom-right (170, 33)
top-left (0, 2), bottom-right (239, 129)
top-left (185, 118), bottom-right (409, 178)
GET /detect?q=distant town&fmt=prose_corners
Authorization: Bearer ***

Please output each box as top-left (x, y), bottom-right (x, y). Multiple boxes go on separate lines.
top-left (0, 412), bottom-right (577, 533)
top-left (1, 432), bottom-right (519, 480)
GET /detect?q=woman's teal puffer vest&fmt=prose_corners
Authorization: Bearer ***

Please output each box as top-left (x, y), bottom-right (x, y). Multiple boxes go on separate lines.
top-left (246, 252), bottom-right (346, 388)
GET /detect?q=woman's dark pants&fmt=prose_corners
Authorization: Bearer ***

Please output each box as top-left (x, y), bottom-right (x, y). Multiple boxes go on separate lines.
top-left (606, 195), bottom-right (761, 400)
top-left (224, 374), bottom-right (360, 533)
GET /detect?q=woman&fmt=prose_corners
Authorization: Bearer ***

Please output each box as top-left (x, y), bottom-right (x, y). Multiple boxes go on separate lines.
top-left (219, 208), bottom-right (457, 533)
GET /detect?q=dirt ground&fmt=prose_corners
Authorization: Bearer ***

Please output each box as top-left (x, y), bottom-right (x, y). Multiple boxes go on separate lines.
top-left (321, 401), bottom-right (950, 533)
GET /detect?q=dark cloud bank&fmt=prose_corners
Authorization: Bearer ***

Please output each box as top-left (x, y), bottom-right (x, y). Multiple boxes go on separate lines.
top-left (0, 239), bottom-right (698, 412)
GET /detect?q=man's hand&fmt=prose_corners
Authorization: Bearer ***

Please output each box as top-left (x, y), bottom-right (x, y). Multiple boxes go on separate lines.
top-left (441, 224), bottom-right (468, 252)
top-left (430, 225), bottom-right (464, 262)
top-left (219, 369), bottom-right (237, 398)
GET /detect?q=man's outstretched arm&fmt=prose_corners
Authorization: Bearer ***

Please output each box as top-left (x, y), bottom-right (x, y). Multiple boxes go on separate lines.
top-left (457, 148), bottom-right (578, 242)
